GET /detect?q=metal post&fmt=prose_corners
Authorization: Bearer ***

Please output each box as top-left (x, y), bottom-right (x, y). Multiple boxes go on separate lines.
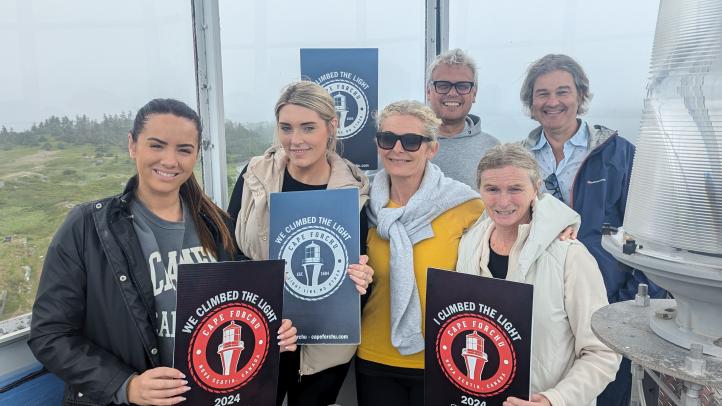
top-left (630, 362), bottom-right (645, 406)
top-left (191, 0), bottom-right (228, 207)
top-left (424, 0), bottom-right (449, 86)
top-left (424, 0), bottom-right (438, 86)
top-left (644, 369), bottom-right (681, 405)
top-left (681, 382), bottom-right (702, 406)
top-left (438, 0), bottom-right (449, 54)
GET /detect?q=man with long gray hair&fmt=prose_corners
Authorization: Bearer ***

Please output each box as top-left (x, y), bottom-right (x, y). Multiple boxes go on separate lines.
top-left (426, 48), bottom-right (499, 189)
top-left (519, 53), bottom-right (664, 406)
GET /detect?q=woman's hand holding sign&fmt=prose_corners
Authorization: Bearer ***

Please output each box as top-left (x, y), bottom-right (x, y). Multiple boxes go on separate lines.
top-left (277, 318), bottom-right (298, 352)
top-left (127, 367), bottom-right (190, 405)
top-left (504, 394), bottom-right (552, 406)
top-left (348, 254), bottom-right (374, 295)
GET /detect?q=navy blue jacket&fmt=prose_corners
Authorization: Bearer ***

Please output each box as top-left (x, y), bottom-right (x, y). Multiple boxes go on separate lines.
top-left (524, 122), bottom-right (664, 303)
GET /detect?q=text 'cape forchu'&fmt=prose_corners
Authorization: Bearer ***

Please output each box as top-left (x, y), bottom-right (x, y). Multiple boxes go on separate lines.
top-left (425, 268), bottom-right (533, 405)
top-left (174, 260), bottom-right (284, 406)
top-left (269, 188), bottom-right (361, 345)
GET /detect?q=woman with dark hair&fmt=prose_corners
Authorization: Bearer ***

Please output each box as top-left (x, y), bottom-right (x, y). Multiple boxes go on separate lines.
top-left (227, 80), bottom-right (374, 406)
top-left (29, 98), bottom-right (297, 406)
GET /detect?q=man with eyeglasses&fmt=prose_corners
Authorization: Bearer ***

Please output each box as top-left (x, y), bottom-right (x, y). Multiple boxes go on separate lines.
top-left (518, 54), bottom-right (664, 406)
top-left (426, 48), bottom-right (499, 189)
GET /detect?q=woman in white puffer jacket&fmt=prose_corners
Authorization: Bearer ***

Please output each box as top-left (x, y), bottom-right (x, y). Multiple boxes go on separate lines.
top-left (456, 144), bottom-right (621, 406)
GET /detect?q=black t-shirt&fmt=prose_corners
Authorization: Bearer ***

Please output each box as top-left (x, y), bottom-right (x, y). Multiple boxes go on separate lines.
top-left (227, 165), bottom-right (370, 255)
top-left (281, 165), bottom-right (326, 192)
top-left (488, 240), bottom-right (509, 280)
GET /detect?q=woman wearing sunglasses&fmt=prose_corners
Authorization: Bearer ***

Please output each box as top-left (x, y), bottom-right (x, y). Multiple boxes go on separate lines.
top-left (226, 80), bottom-right (373, 406)
top-left (356, 100), bottom-right (484, 405)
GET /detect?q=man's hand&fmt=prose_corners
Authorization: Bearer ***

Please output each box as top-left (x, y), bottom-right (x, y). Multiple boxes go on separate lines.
top-left (558, 226), bottom-right (577, 241)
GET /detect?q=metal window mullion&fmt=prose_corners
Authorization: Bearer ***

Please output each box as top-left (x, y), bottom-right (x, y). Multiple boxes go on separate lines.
top-left (425, 0), bottom-right (437, 86)
top-left (438, 0), bottom-right (449, 54)
top-left (425, 0), bottom-right (450, 86)
top-left (192, 0), bottom-right (228, 208)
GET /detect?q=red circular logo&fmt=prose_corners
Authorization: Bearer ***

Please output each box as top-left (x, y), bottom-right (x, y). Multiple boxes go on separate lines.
top-left (187, 303), bottom-right (269, 393)
top-left (436, 313), bottom-right (516, 397)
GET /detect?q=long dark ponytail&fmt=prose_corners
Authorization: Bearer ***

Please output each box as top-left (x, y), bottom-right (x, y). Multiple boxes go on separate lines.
top-left (130, 98), bottom-right (236, 258)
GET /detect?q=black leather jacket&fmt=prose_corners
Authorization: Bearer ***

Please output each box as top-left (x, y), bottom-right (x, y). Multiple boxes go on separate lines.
top-left (28, 177), bottom-right (237, 405)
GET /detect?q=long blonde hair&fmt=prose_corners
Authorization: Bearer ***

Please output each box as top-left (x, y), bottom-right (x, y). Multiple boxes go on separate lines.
top-left (274, 81), bottom-right (338, 153)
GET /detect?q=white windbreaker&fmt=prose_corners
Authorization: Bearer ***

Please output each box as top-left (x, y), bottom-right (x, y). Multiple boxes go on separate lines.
top-left (456, 194), bottom-right (621, 406)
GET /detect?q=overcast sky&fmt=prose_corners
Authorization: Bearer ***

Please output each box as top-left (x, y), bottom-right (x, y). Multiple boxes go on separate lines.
top-left (0, 0), bottom-right (660, 142)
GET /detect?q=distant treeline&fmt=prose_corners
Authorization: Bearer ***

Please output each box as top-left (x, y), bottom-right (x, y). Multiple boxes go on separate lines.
top-left (0, 113), bottom-right (134, 148)
top-left (0, 113), bottom-right (275, 161)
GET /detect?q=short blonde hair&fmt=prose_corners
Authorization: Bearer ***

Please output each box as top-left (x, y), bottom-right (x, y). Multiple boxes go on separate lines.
top-left (275, 80), bottom-right (338, 152)
top-left (476, 143), bottom-right (542, 196)
top-left (376, 100), bottom-right (441, 141)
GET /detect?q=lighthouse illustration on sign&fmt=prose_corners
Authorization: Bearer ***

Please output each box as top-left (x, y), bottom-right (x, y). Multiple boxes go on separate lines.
top-left (302, 241), bottom-right (324, 286)
top-left (334, 93), bottom-right (349, 130)
top-left (217, 321), bottom-right (244, 376)
top-left (461, 331), bottom-right (488, 380)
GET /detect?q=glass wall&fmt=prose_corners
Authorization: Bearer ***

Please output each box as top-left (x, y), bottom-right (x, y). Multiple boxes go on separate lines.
top-left (0, 0), bottom-right (662, 327)
top-left (0, 0), bottom-right (196, 325)
top-left (218, 0), bottom-right (427, 192)
top-left (448, 0), bottom-right (660, 143)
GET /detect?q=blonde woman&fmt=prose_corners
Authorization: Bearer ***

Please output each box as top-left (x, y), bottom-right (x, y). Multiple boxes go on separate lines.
top-left (227, 81), bottom-right (374, 405)
top-left (356, 100), bottom-right (484, 405)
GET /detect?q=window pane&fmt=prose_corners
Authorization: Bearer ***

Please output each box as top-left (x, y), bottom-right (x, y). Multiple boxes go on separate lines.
top-left (449, 0), bottom-right (660, 143)
top-left (0, 0), bottom-right (196, 325)
top-left (219, 0), bottom-right (426, 193)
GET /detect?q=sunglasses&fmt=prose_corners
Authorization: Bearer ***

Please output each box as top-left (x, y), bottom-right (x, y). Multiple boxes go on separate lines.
top-left (375, 131), bottom-right (433, 152)
top-left (544, 173), bottom-right (564, 200)
top-left (431, 80), bottom-right (475, 95)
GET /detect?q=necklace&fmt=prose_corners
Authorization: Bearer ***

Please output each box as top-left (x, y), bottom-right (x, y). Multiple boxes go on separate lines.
top-left (490, 229), bottom-right (515, 256)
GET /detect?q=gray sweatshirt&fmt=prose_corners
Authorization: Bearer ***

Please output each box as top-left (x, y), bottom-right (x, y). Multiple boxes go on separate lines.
top-left (433, 114), bottom-right (500, 190)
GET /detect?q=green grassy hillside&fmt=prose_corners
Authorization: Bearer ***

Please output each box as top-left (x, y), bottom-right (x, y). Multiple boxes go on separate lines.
top-left (0, 118), bottom-right (272, 321)
top-left (0, 143), bottom-right (134, 319)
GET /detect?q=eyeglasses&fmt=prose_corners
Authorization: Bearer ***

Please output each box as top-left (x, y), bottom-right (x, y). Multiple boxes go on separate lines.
top-left (544, 173), bottom-right (564, 200)
top-left (375, 131), bottom-right (433, 152)
top-left (431, 81), bottom-right (475, 95)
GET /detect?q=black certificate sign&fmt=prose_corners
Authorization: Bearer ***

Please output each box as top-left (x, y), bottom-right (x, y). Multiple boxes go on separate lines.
top-left (425, 268), bottom-right (533, 406)
top-left (269, 188), bottom-right (360, 345)
top-left (174, 260), bottom-right (284, 406)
